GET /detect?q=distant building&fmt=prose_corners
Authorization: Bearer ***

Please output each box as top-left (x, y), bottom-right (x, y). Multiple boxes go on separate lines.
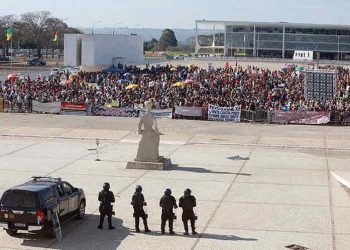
top-left (64, 34), bottom-right (143, 67)
top-left (195, 20), bottom-right (350, 60)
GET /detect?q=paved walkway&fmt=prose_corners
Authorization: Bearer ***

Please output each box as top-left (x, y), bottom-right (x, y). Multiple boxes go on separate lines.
top-left (0, 113), bottom-right (349, 250)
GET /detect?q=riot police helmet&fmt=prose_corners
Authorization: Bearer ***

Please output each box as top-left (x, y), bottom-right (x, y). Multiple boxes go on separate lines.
top-left (164, 188), bottom-right (172, 195)
top-left (136, 185), bottom-right (143, 192)
top-left (103, 182), bottom-right (110, 191)
top-left (184, 188), bottom-right (191, 196)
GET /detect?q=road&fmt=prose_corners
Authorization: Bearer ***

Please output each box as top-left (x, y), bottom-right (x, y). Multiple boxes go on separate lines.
top-left (0, 114), bottom-right (349, 249)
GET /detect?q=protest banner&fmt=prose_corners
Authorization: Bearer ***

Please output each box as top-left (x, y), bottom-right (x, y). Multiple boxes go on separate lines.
top-left (32, 101), bottom-right (61, 113)
top-left (139, 108), bottom-right (173, 118)
top-left (271, 111), bottom-right (330, 124)
top-left (174, 106), bottom-right (203, 117)
top-left (93, 106), bottom-right (139, 117)
top-left (208, 104), bottom-right (241, 122)
top-left (61, 102), bottom-right (87, 111)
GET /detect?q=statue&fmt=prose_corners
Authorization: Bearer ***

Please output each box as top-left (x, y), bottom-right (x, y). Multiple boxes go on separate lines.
top-left (135, 101), bottom-right (163, 162)
top-left (126, 100), bottom-right (171, 170)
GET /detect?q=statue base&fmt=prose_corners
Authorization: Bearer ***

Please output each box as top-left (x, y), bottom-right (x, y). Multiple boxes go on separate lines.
top-left (126, 157), bottom-right (172, 170)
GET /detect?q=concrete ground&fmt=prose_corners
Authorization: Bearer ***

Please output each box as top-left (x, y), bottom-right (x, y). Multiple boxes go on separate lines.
top-left (0, 113), bottom-right (349, 250)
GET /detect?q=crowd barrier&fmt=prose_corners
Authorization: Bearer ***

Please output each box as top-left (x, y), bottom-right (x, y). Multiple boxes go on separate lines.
top-left (330, 111), bottom-right (350, 125)
top-left (240, 110), bottom-right (268, 123)
top-left (4, 100), bottom-right (29, 113)
top-left (1, 100), bottom-right (350, 126)
top-left (173, 106), bottom-right (206, 120)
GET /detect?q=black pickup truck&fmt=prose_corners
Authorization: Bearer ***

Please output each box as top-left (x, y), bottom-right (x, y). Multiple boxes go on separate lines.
top-left (0, 177), bottom-right (86, 237)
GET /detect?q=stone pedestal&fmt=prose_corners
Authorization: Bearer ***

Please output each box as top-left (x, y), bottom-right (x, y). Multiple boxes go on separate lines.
top-left (126, 157), bottom-right (172, 170)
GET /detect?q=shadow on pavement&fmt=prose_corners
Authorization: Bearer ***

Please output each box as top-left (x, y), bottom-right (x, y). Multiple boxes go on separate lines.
top-left (145, 230), bottom-right (257, 241)
top-left (199, 233), bottom-right (257, 241)
top-left (168, 165), bottom-right (251, 176)
top-left (19, 214), bottom-right (131, 250)
top-left (227, 155), bottom-right (250, 161)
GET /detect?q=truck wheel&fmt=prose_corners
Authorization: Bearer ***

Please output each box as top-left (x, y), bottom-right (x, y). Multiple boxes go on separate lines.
top-left (44, 225), bottom-right (55, 239)
top-left (6, 229), bottom-right (17, 236)
top-left (76, 200), bottom-right (86, 219)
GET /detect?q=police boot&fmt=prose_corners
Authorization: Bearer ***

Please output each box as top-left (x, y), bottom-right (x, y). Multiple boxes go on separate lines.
top-left (169, 219), bottom-right (175, 234)
top-left (98, 215), bottom-right (104, 229)
top-left (135, 217), bottom-right (140, 232)
top-left (183, 221), bottom-right (189, 235)
top-left (144, 219), bottom-right (150, 233)
top-left (108, 214), bottom-right (115, 230)
top-left (161, 219), bottom-right (166, 234)
top-left (191, 222), bottom-right (197, 235)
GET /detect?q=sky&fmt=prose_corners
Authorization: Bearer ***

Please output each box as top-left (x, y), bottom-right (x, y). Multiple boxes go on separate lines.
top-left (1, 0), bottom-right (350, 29)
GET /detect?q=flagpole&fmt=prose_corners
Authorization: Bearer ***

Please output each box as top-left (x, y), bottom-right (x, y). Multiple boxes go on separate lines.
top-left (10, 38), bottom-right (12, 72)
top-left (56, 42), bottom-right (59, 66)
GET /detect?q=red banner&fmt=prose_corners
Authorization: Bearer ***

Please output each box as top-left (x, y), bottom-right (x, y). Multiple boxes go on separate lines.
top-left (61, 102), bottom-right (87, 111)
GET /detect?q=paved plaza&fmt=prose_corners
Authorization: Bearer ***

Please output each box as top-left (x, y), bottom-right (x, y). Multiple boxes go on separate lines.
top-left (0, 113), bottom-right (349, 249)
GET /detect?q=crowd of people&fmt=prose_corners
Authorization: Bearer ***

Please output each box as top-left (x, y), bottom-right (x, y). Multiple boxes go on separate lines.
top-left (1, 63), bottom-right (350, 113)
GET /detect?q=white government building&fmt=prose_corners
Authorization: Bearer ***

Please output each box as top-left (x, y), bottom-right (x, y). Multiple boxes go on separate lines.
top-left (64, 34), bottom-right (143, 68)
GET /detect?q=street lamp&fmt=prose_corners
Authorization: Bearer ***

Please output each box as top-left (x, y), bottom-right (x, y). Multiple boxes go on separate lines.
top-left (113, 22), bottom-right (123, 35)
top-left (92, 21), bottom-right (102, 35)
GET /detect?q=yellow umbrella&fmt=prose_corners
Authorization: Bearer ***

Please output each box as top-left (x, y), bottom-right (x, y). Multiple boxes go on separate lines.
top-left (170, 67), bottom-right (177, 71)
top-left (126, 84), bottom-right (139, 90)
top-left (172, 82), bottom-right (185, 87)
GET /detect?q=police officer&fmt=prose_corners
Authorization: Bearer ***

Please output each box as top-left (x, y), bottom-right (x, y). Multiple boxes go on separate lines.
top-left (97, 182), bottom-right (115, 230)
top-left (179, 188), bottom-right (198, 235)
top-left (131, 185), bottom-right (150, 233)
top-left (159, 188), bottom-right (177, 234)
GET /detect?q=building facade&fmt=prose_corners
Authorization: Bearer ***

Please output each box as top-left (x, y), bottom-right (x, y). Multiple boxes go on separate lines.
top-left (64, 34), bottom-right (143, 67)
top-left (195, 20), bottom-right (350, 60)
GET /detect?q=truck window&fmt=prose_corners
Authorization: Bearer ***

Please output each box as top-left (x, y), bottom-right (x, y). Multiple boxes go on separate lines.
top-left (62, 182), bottom-right (73, 195)
top-left (40, 188), bottom-right (56, 204)
top-left (57, 185), bottom-right (64, 197)
top-left (1, 190), bottom-right (37, 208)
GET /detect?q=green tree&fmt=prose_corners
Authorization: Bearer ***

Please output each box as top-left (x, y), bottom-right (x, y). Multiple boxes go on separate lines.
top-left (0, 12), bottom-right (83, 58)
top-left (20, 11), bottom-right (52, 58)
top-left (143, 38), bottom-right (158, 51)
top-left (159, 29), bottom-right (177, 50)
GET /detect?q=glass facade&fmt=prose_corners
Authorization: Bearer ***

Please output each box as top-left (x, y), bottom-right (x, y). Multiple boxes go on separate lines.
top-left (196, 21), bottom-right (350, 59)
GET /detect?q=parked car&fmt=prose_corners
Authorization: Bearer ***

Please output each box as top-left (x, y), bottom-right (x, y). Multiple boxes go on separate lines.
top-left (27, 58), bottom-right (46, 66)
top-left (50, 68), bottom-right (60, 76)
top-left (0, 176), bottom-right (86, 238)
top-left (69, 67), bottom-right (80, 75)
top-left (0, 55), bottom-right (10, 62)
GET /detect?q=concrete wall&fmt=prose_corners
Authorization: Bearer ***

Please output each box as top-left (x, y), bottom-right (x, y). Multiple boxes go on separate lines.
top-left (64, 34), bottom-right (143, 67)
top-left (81, 36), bottom-right (95, 67)
top-left (64, 34), bottom-right (82, 66)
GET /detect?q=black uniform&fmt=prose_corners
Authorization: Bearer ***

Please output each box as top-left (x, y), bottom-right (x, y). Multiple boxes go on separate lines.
top-left (98, 189), bottom-right (115, 229)
top-left (179, 193), bottom-right (197, 234)
top-left (131, 191), bottom-right (149, 232)
top-left (159, 190), bottom-right (177, 234)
